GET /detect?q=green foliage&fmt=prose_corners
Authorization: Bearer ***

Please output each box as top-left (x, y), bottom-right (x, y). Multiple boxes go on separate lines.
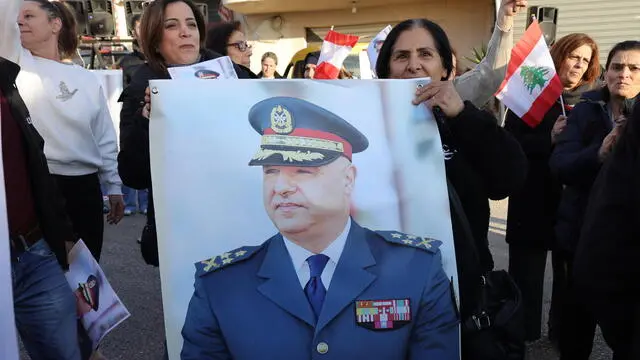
top-left (464, 43), bottom-right (488, 64)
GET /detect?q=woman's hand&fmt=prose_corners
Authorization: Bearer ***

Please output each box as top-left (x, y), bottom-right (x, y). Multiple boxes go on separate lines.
top-left (598, 125), bottom-right (622, 162)
top-left (141, 86), bottom-right (151, 119)
top-left (107, 194), bottom-right (125, 224)
top-left (413, 80), bottom-right (465, 118)
top-left (497, 0), bottom-right (528, 30)
top-left (551, 115), bottom-right (567, 144)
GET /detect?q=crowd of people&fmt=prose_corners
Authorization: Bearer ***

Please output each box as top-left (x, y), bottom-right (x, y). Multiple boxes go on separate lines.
top-left (1, 0), bottom-right (638, 358)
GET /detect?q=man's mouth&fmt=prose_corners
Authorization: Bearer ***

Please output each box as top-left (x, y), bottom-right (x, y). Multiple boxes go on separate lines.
top-left (275, 202), bottom-right (303, 210)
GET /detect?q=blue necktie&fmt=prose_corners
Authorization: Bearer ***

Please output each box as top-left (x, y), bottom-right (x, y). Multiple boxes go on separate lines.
top-left (304, 254), bottom-right (330, 321)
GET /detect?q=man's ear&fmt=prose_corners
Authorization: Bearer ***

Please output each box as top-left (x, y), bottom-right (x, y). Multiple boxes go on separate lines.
top-left (345, 163), bottom-right (357, 194)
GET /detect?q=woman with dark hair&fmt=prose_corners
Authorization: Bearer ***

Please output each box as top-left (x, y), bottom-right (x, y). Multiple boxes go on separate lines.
top-left (503, 33), bottom-right (601, 343)
top-left (375, 1), bottom-right (527, 273)
top-left (574, 90), bottom-right (640, 360)
top-left (117, 0), bottom-right (253, 267)
top-left (550, 40), bottom-right (640, 360)
top-left (205, 20), bottom-right (257, 78)
top-left (0, 0), bottom-right (125, 262)
top-left (375, 3), bottom-right (528, 358)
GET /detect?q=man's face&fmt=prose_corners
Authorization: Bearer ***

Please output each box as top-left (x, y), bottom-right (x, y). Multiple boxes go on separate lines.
top-left (262, 157), bottom-right (355, 236)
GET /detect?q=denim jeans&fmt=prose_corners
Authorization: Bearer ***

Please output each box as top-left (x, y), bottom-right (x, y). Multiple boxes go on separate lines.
top-left (122, 186), bottom-right (149, 212)
top-left (12, 239), bottom-right (82, 360)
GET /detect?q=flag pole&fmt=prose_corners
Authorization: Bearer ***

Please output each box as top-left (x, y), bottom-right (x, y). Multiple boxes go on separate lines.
top-left (559, 95), bottom-right (567, 117)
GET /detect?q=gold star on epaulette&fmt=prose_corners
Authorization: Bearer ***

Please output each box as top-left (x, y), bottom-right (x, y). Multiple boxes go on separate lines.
top-left (195, 246), bottom-right (260, 277)
top-left (416, 237), bottom-right (441, 250)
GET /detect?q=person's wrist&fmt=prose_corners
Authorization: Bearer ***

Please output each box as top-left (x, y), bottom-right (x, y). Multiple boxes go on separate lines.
top-left (496, 15), bottom-right (513, 32)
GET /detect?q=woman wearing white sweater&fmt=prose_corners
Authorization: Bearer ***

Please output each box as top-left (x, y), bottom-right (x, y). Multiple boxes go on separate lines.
top-left (0, 0), bottom-right (124, 263)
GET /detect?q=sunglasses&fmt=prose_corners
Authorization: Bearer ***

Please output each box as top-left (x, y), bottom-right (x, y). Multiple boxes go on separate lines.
top-left (227, 41), bottom-right (251, 52)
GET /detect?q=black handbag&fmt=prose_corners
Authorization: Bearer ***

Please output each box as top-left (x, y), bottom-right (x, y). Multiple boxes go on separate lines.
top-left (461, 270), bottom-right (526, 360)
top-left (447, 177), bottom-right (526, 360)
top-left (140, 223), bottom-right (160, 267)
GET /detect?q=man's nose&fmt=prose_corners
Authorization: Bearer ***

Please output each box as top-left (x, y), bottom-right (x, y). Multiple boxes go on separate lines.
top-left (273, 174), bottom-right (295, 194)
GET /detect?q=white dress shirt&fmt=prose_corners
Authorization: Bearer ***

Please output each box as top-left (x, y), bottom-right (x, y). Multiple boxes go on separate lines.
top-left (282, 218), bottom-right (351, 290)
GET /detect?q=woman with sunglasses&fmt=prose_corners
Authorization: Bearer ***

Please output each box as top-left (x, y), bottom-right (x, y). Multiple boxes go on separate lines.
top-left (206, 20), bottom-right (258, 78)
top-left (117, 0), bottom-right (254, 269)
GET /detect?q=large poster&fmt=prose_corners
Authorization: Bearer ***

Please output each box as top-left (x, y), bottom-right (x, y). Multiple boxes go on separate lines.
top-left (0, 108), bottom-right (19, 360)
top-left (148, 79), bottom-right (457, 359)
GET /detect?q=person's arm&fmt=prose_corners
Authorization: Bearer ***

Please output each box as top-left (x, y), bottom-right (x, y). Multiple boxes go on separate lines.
top-left (117, 79), bottom-right (152, 190)
top-left (549, 103), bottom-right (602, 186)
top-left (447, 102), bottom-right (528, 200)
top-left (94, 83), bottom-right (122, 196)
top-left (181, 276), bottom-right (232, 360)
top-left (454, 23), bottom-right (512, 109)
top-left (0, 0), bottom-right (24, 64)
top-left (409, 252), bottom-right (460, 359)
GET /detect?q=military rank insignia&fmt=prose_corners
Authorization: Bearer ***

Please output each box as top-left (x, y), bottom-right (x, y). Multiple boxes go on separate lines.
top-left (195, 245), bottom-right (260, 277)
top-left (376, 231), bottom-right (442, 254)
top-left (270, 104), bottom-right (294, 134)
top-left (355, 299), bottom-right (411, 330)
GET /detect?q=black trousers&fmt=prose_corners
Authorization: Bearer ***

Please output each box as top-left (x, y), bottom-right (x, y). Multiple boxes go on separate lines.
top-left (592, 301), bottom-right (640, 360)
top-left (556, 250), bottom-right (597, 360)
top-left (53, 173), bottom-right (105, 262)
top-left (548, 249), bottom-right (566, 340)
top-left (508, 244), bottom-right (548, 341)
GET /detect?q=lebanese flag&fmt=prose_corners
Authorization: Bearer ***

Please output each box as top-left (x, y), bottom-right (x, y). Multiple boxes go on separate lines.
top-left (495, 20), bottom-right (563, 128)
top-left (314, 30), bottom-right (360, 79)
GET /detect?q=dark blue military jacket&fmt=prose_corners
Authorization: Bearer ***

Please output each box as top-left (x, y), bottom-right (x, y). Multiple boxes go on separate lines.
top-left (181, 220), bottom-right (460, 359)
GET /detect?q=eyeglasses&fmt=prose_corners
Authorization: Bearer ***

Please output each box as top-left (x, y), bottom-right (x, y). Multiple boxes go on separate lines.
top-left (227, 41), bottom-right (251, 52)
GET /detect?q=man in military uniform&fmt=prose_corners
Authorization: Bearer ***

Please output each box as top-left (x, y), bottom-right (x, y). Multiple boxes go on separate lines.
top-left (180, 96), bottom-right (459, 359)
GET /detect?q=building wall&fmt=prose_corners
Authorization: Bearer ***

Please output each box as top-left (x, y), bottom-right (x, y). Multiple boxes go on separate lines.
top-left (513, 0), bottom-right (640, 64)
top-left (237, 0), bottom-right (496, 75)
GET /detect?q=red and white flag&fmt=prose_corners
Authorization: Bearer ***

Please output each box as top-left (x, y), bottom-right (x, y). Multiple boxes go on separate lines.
top-left (314, 30), bottom-right (360, 79)
top-left (495, 20), bottom-right (563, 128)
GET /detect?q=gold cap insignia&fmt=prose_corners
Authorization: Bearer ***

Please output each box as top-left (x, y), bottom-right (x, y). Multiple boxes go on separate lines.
top-left (270, 105), bottom-right (294, 134)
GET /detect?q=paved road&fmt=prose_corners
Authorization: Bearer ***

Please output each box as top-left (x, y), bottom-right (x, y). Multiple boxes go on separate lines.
top-left (19, 200), bottom-right (613, 360)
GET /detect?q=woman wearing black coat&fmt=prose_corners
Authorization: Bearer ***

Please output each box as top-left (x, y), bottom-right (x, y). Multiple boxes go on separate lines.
top-left (117, 0), bottom-right (252, 266)
top-left (549, 40), bottom-right (640, 359)
top-left (374, 8), bottom-right (528, 357)
top-left (574, 92), bottom-right (640, 360)
top-left (503, 33), bottom-right (601, 343)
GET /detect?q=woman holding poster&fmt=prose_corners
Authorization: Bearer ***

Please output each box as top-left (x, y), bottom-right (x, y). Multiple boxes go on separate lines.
top-left (375, 1), bottom-right (529, 358)
top-left (117, 0), bottom-right (253, 267)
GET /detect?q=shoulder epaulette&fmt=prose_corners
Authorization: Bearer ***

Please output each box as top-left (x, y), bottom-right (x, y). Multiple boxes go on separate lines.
top-left (375, 231), bottom-right (442, 254)
top-left (195, 245), bottom-right (261, 277)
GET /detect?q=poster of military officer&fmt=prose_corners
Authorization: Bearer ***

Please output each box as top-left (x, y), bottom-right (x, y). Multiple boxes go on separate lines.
top-left (147, 79), bottom-right (457, 360)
